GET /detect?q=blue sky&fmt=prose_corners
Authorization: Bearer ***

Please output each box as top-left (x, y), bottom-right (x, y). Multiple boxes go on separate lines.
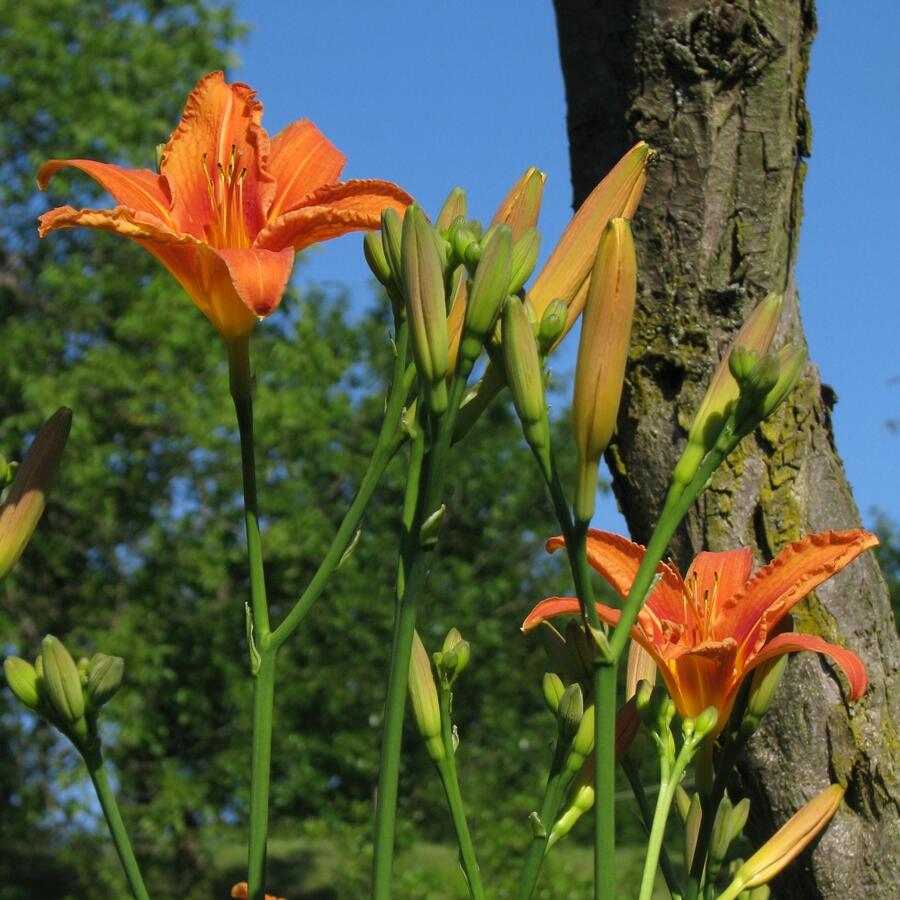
top-left (233, 0), bottom-right (898, 530)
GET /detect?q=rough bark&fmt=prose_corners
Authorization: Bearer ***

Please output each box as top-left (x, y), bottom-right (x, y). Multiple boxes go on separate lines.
top-left (552, 1), bottom-right (899, 897)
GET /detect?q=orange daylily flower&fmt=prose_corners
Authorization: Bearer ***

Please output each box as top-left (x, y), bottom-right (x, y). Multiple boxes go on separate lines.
top-left (38, 71), bottom-right (412, 340)
top-left (523, 530), bottom-right (876, 729)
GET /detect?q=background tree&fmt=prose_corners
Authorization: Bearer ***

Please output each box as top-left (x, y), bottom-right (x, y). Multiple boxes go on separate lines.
top-left (552, 1), bottom-right (899, 896)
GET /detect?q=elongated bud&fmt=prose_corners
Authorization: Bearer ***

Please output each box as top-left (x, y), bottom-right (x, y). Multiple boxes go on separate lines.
top-left (492, 167), bottom-right (546, 240)
top-left (625, 640), bottom-right (657, 700)
top-left (537, 299), bottom-right (567, 355)
top-left (86, 653), bottom-right (124, 710)
top-left (508, 228), bottom-right (541, 295)
top-left (436, 187), bottom-right (467, 232)
top-left (502, 297), bottom-right (549, 453)
top-left (41, 635), bottom-right (86, 734)
top-left (684, 791), bottom-right (703, 873)
top-left (381, 208), bottom-right (403, 285)
top-left (674, 294), bottom-right (782, 487)
top-left (364, 230), bottom-right (393, 287)
top-left (530, 142), bottom-right (650, 339)
top-left (445, 266), bottom-right (468, 374)
top-left (434, 627), bottom-right (470, 686)
top-left (543, 672), bottom-right (565, 713)
top-left (557, 683), bottom-right (584, 742)
top-left (402, 205), bottom-right (449, 415)
top-left (741, 655), bottom-right (788, 738)
top-left (755, 344), bottom-right (806, 422)
top-left (572, 219), bottom-right (636, 521)
top-left (4, 656), bottom-right (41, 710)
top-left (0, 408), bottom-right (72, 579)
top-left (734, 353), bottom-right (781, 422)
top-left (408, 631), bottom-right (444, 761)
top-left (718, 785), bottom-right (845, 900)
top-left (710, 796), bottom-right (736, 871)
top-left (460, 225), bottom-right (513, 368)
top-left (565, 704), bottom-right (595, 771)
top-left (548, 699), bottom-right (639, 848)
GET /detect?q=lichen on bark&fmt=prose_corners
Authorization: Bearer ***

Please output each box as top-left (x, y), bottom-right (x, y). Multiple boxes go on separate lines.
top-left (553, 0), bottom-right (899, 896)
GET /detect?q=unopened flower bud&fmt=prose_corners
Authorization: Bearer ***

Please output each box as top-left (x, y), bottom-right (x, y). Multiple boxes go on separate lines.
top-left (492, 167), bottom-right (546, 240)
top-left (537, 299), bottom-right (567, 355)
top-left (728, 346), bottom-right (759, 382)
top-left (380, 208), bottom-right (403, 287)
top-left (508, 228), bottom-right (541, 295)
top-left (557, 683), bottom-right (584, 742)
top-left (364, 230), bottom-right (393, 287)
top-left (734, 353), bottom-right (781, 420)
top-left (687, 706), bottom-right (719, 743)
top-left (718, 785), bottom-right (844, 900)
top-left (683, 791), bottom-right (703, 872)
top-left (86, 653), bottom-right (124, 710)
top-left (741, 655), bottom-right (788, 738)
top-left (436, 187), bottom-right (467, 232)
top-left (756, 344), bottom-right (806, 422)
top-left (408, 631), bottom-right (444, 761)
top-left (41, 635), bottom-right (86, 736)
top-left (572, 219), bottom-right (636, 522)
top-left (4, 656), bottom-right (41, 710)
top-left (402, 204), bottom-right (449, 415)
top-left (566, 704), bottom-right (595, 772)
top-left (459, 225), bottom-right (512, 369)
top-left (502, 297), bottom-right (549, 452)
top-left (674, 294), bottom-right (782, 488)
top-left (625, 640), bottom-right (657, 700)
top-left (0, 408), bottom-right (72, 579)
top-left (543, 672), bottom-right (565, 714)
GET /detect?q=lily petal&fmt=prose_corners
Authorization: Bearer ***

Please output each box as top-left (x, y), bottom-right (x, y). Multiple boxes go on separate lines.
top-left (723, 530), bottom-right (879, 645)
top-left (547, 531), bottom-right (685, 623)
top-left (213, 247), bottom-right (295, 318)
top-left (37, 160), bottom-right (174, 225)
top-left (744, 632), bottom-right (868, 701)
top-left (159, 71), bottom-right (274, 238)
top-left (266, 120), bottom-right (346, 221)
top-left (256, 179), bottom-right (413, 252)
top-left (38, 204), bottom-right (191, 244)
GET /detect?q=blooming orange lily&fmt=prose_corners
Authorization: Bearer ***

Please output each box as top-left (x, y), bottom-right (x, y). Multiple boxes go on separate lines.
top-left (38, 71), bottom-right (412, 340)
top-left (523, 529), bottom-right (875, 729)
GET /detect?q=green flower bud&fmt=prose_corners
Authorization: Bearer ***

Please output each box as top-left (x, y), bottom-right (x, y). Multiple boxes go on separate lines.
top-left (364, 230), bottom-right (393, 288)
top-left (542, 672), bottom-right (565, 714)
top-left (728, 346), bottom-right (759, 382)
top-left (755, 344), bottom-right (806, 422)
top-left (408, 630), bottom-right (444, 761)
top-left (565, 704), bottom-right (595, 771)
top-left (710, 796), bottom-right (735, 871)
top-left (440, 628), bottom-right (470, 676)
top-left (0, 408), bottom-right (72, 580)
top-left (557, 683), bottom-right (584, 742)
top-left (402, 204), bottom-right (449, 416)
top-left (508, 228), bottom-right (541, 295)
top-left (459, 224), bottom-right (513, 368)
top-left (741, 655), bottom-right (788, 738)
top-left (684, 791), bottom-right (703, 874)
top-left (436, 187), bottom-right (467, 232)
top-left (4, 656), bottom-right (41, 710)
top-left (734, 353), bottom-right (781, 425)
top-left (686, 706), bottom-right (719, 744)
top-left (41, 635), bottom-right (86, 733)
top-left (86, 653), bottom-right (124, 710)
top-left (502, 296), bottom-right (548, 452)
top-left (537, 298), bottom-right (567, 355)
top-left (380, 207), bottom-right (403, 284)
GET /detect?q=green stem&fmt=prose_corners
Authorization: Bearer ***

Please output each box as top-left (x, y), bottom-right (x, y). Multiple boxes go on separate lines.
top-left (639, 737), bottom-right (696, 900)
top-left (436, 689), bottom-right (485, 900)
top-left (86, 752), bottom-right (151, 900)
top-left (594, 661), bottom-right (617, 900)
top-left (623, 758), bottom-right (681, 898)
top-left (228, 337), bottom-right (274, 900)
top-left (516, 751), bottom-right (572, 900)
top-left (247, 651), bottom-right (277, 899)
top-left (270, 326), bottom-right (412, 650)
top-left (371, 375), bottom-right (467, 899)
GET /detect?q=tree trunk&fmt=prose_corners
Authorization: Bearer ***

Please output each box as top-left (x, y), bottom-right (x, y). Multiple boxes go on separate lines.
top-left (553, 1), bottom-right (899, 897)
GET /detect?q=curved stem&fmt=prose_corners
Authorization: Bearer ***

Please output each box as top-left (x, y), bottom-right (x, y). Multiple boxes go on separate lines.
top-left (270, 326), bottom-right (413, 649)
top-left (436, 689), bottom-right (485, 900)
top-left (86, 752), bottom-right (151, 900)
top-left (371, 374), bottom-right (467, 899)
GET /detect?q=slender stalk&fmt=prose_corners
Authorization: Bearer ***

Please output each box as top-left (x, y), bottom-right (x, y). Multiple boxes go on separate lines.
top-left (436, 689), bottom-right (485, 900)
top-left (639, 737), bottom-right (696, 900)
top-left (270, 327), bottom-right (413, 649)
top-left (594, 661), bottom-right (617, 900)
top-left (623, 758), bottom-right (682, 898)
top-left (371, 375), bottom-right (467, 899)
top-left (86, 751), bottom-right (151, 900)
top-left (247, 651), bottom-right (277, 898)
top-left (228, 336), bottom-right (275, 900)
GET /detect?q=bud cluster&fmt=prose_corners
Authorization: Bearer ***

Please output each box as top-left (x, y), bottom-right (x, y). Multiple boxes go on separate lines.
top-left (4, 635), bottom-right (124, 752)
